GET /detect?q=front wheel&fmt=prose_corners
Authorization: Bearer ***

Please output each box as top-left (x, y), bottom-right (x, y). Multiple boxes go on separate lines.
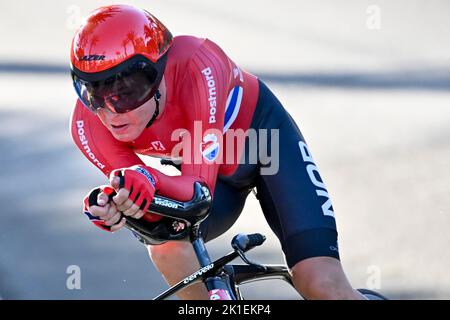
top-left (357, 288), bottom-right (388, 300)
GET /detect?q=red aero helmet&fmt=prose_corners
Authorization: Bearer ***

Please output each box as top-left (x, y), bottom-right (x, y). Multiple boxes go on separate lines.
top-left (71, 4), bottom-right (172, 72)
top-left (70, 4), bottom-right (173, 114)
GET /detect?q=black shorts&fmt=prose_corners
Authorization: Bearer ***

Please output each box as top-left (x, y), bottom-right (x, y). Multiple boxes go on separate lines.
top-left (200, 79), bottom-right (340, 268)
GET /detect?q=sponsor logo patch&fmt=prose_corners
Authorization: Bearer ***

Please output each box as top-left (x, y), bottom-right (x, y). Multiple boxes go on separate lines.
top-left (78, 55), bottom-right (105, 61)
top-left (76, 120), bottom-right (106, 170)
top-left (200, 133), bottom-right (220, 162)
top-left (154, 198), bottom-right (179, 209)
top-left (183, 264), bottom-right (214, 284)
top-left (135, 167), bottom-right (156, 187)
top-left (201, 67), bottom-right (217, 124)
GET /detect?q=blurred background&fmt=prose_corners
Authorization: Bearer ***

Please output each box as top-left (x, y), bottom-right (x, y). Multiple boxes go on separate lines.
top-left (0, 0), bottom-right (449, 299)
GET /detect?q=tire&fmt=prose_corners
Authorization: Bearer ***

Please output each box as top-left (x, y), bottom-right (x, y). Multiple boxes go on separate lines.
top-left (357, 288), bottom-right (388, 300)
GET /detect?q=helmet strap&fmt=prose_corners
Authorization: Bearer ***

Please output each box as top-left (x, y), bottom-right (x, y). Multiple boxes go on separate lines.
top-left (146, 90), bottom-right (161, 128)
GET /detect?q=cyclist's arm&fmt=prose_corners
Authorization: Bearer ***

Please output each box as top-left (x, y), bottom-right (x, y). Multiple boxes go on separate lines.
top-left (176, 49), bottom-right (229, 199)
top-left (70, 100), bottom-right (206, 202)
top-left (70, 100), bottom-right (145, 176)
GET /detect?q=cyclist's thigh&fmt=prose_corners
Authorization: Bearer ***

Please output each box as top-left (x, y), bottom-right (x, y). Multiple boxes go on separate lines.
top-left (200, 178), bottom-right (252, 242)
top-left (255, 81), bottom-right (339, 268)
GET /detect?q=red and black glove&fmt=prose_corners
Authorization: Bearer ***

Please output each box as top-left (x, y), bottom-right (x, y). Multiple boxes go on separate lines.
top-left (83, 185), bottom-right (117, 232)
top-left (110, 165), bottom-right (162, 222)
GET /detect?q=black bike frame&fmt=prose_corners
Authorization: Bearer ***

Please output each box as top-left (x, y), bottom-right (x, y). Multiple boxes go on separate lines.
top-left (126, 179), bottom-right (295, 300)
top-left (153, 235), bottom-right (294, 300)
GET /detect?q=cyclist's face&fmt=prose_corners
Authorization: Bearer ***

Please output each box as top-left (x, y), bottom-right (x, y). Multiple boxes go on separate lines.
top-left (97, 96), bottom-right (156, 142)
top-left (97, 77), bottom-right (166, 142)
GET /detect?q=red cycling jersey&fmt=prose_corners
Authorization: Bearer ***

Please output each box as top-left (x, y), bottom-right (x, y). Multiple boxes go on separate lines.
top-left (71, 35), bottom-right (259, 201)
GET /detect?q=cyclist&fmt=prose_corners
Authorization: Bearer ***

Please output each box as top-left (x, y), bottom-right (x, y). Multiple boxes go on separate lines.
top-left (70, 4), bottom-right (364, 299)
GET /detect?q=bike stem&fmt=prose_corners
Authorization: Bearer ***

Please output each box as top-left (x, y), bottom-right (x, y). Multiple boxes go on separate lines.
top-left (191, 229), bottom-right (212, 267)
top-left (190, 227), bottom-right (236, 299)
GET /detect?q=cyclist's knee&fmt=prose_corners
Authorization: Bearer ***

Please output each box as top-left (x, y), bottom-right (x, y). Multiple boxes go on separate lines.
top-left (147, 241), bottom-right (193, 270)
top-left (147, 241), bottom-right (209, 300)
top-left (291, 256), bottom-right (361, 299)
